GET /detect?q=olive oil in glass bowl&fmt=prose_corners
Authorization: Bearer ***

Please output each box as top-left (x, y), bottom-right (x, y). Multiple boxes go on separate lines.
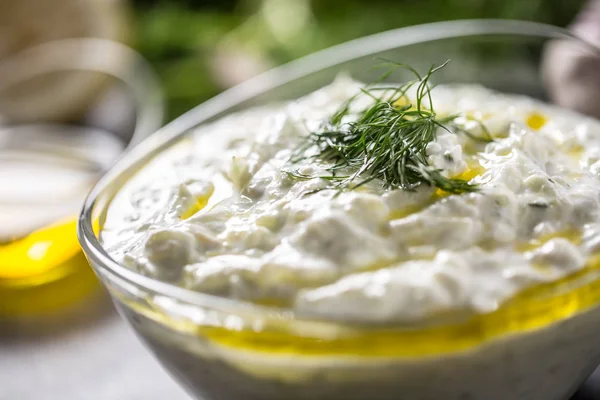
top-left (0, 39), bottom-right (162, 317)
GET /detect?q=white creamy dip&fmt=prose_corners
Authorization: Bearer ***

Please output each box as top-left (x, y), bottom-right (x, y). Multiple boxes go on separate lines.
top-left (102, 77), bottom-right (600, 323)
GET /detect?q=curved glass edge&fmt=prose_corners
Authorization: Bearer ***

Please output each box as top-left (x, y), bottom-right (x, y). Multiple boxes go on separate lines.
top-left (0, 38), bottom-right (164, 147)
top-left (95, 253), bottom-right (600, 358)
top-left (78, 19), bottom-right (600, 329)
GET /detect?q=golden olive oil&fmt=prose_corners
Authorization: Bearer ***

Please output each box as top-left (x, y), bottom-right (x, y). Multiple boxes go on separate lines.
top-left (0, 218), bottom-right (98, 316)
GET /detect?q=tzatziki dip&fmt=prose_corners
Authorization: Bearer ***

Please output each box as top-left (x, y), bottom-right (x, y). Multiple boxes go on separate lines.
top-left (102, 70), bottom-right (600, 323)
top-left (100, 63), bottom-right (600, 400)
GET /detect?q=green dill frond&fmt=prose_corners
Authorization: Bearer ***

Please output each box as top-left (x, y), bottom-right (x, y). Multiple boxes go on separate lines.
top-left (286, 60), bottom-right (492, 194)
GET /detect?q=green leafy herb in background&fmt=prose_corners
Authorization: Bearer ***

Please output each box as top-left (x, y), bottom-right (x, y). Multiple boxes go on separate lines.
top-left (132, 0), bottom-right (585, 120)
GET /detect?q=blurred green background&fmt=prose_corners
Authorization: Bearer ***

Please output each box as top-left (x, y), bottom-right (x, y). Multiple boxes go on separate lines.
top-left (131, 0), bottom-right (586, 120)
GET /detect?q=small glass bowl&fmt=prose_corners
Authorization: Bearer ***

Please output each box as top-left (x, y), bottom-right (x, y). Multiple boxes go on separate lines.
top-left (0, 38), bottom-right (163, 317)
top-left (79, 20), bottom-right (600, 400)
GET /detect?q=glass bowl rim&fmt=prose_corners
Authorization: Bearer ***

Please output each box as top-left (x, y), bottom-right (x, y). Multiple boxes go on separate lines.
top-left (78, 19), bottom-right (599, 326)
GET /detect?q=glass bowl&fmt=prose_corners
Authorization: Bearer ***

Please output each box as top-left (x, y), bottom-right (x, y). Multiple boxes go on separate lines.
top-left (0, 38), bottom-right (163, 317)
top-left (79, 20), bottom-right (600, 400)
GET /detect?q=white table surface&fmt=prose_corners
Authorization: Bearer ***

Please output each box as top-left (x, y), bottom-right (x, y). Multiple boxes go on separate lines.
top-left (0, 291), bottom-right (189, 400)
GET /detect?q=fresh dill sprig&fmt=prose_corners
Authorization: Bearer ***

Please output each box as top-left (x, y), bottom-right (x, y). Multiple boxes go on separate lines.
top-left (285, 60), bottom-right (491, 194)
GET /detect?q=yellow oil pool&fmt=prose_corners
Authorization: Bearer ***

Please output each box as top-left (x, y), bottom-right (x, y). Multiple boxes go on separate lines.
top-left (0, 218), bottom-right (98, 316)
